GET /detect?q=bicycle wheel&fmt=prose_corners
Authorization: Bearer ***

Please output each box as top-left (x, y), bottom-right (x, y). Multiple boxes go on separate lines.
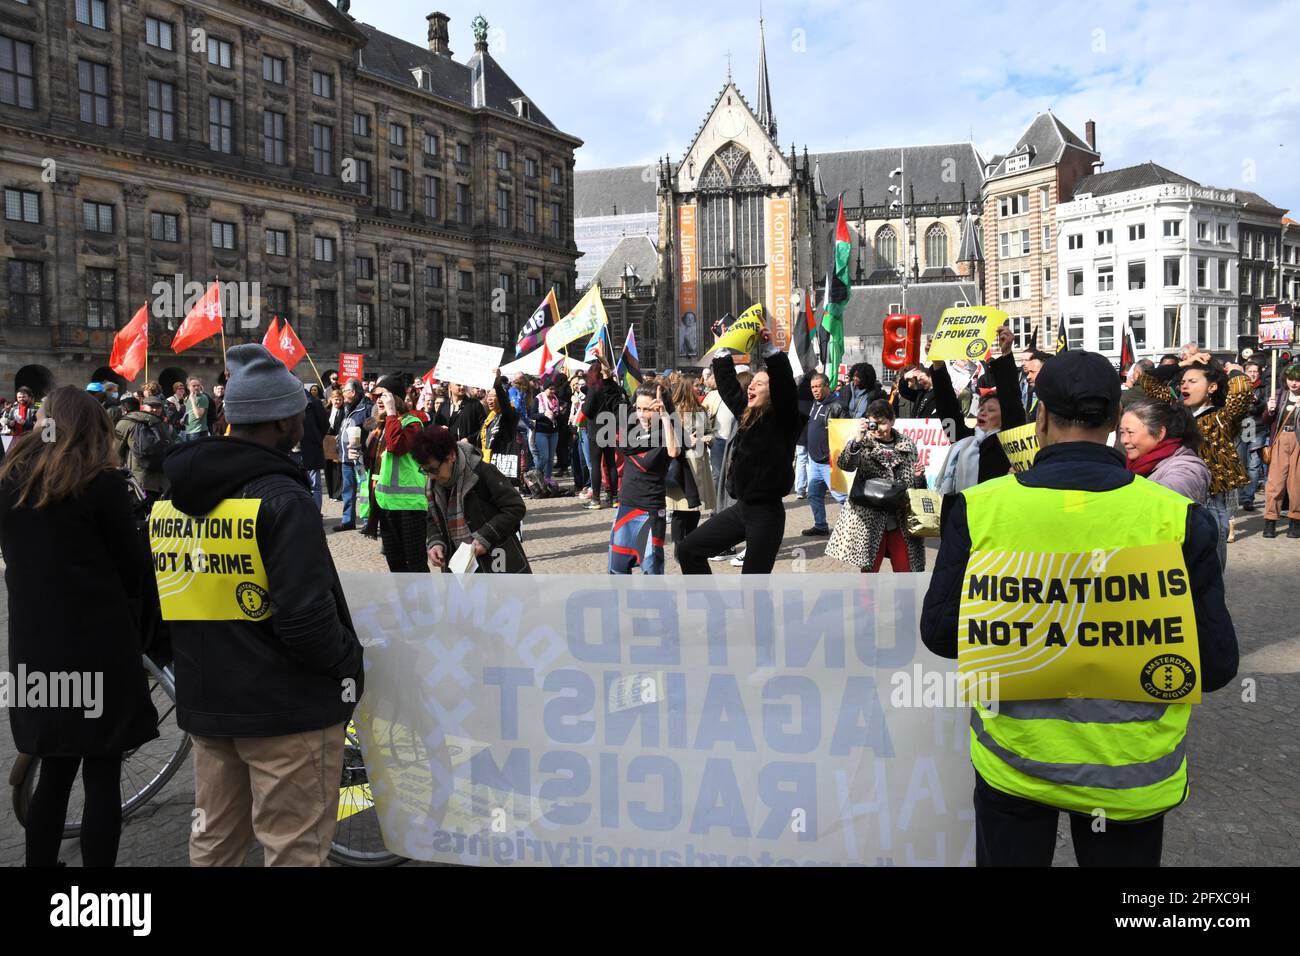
top-left (328, 722), bottom-right (405, 867)
top-left (12, 657), bottom-right (191, 839)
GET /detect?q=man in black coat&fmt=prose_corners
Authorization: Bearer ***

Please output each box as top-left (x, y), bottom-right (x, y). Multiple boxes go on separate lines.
top-left (296, 387), bottom-right (331, 515)
top-left (434, 381), bottom-right (488, 444)
top-left (159, 345), bottom-right (363, 866)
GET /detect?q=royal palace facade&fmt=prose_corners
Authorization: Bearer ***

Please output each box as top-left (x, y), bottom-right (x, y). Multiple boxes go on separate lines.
top-left (0, 0), bottom-right (582, 394)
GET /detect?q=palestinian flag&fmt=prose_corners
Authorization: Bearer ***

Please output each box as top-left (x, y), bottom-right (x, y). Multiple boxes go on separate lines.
top-left (615, 325), bottom-right (642, 398)
top-left (1056, 317), bottom-right (1069, 354)
top-left (795, 285), bottom-right (820, 374)
top-left (517, 288), bottom-right (560, 358)
top-left (821, 198), bottom-right (851, 389)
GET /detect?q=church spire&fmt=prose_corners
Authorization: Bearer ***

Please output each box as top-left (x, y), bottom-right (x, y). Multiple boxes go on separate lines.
top-left (756, 10), bottom-right (776, 140)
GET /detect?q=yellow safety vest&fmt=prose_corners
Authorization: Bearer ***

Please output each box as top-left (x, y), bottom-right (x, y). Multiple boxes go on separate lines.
top-left (374, 414), bottom-right (428, 511)
top-left (959, 475), bottom-right (1198, 820)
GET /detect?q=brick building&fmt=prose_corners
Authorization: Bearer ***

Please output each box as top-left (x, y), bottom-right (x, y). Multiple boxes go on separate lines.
top-left (0, 0), bottom-right (581, 395)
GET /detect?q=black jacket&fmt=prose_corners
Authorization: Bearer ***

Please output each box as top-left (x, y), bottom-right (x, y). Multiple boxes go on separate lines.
top-left (161, 438), bottom-right (364, 737)
top-left (715, 350), bottom-right (800, 502)
top-left (583, 378), bottom-right (627, 445)
top-left (299, 393), bottom-right (331, 471)
top-left (482, 380), bottom-right (519, 453)
top-left (427, 452), bottom-right (531, 573)
top-left (435, 396), bottom-right (488, 445)
top-left (920, 442), bottom-right (1238, 693)
top-left (933, 351), bottom-right (1026, 485)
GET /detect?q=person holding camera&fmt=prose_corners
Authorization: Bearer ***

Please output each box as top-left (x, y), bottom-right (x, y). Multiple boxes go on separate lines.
top-left (827, 399), bottom-right (926, 574)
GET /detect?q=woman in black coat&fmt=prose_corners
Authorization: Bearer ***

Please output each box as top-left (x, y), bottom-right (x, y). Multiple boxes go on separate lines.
top-left (0, 387), bottom-right (159, 867)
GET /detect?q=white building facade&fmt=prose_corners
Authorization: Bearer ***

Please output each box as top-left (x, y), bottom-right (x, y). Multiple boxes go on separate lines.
top-left (1057, 178), bottom-right (1242, 362)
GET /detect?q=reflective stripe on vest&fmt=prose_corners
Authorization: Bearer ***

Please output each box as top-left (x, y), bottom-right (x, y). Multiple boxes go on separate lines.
top-left (960, 474), bottom-right (1195, 820)
top-left (374, 415), bottom-right (428, 510)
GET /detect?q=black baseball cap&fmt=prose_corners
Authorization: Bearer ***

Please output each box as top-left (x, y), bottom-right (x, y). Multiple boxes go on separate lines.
top-left (1034, 350), bottom-right (1121, 424)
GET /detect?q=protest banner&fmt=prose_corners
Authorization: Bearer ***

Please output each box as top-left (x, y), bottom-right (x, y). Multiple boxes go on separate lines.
top-left (435, 340), bottom-right (506, 391)
top-left (926, 307), bottom-right (1008, 363)
top-left (339, 352), bottom-right (364, 383)
top-left (342, 572), bottom-right (976, 867)
top-left (546, 284), bottom-right (610, 353)
top-left (958, 541), bottom-right (1201, 703)
top-left (829, 418), bottom-right (951, 493)
top-left (149, 501), bottom-right (270, 622)
top-left (500, 348), bottom-right (588, 380)
top-left (998, 423), bottom-right (1040, 474)
top-left (1259, 306), bottom-right (1294, 346)
top-left (714, 303), bottom-right (766, 354)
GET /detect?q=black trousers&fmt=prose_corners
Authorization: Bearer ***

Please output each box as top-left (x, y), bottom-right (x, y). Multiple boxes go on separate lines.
top-left (589, 443), bottom-right (620, 502)
top-left (26, 755), bottom-right (123, 867)
top-left (678, 500), bottom-right (786, 574)
top-left (670, 510), bottom-right (701, 571)
top-left (379, 507), bottom-right (429, 573)
top-left (974, 774), bottom-right (1165, 867)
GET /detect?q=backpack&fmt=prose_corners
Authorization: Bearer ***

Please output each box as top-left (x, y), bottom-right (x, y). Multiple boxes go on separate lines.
top-left (131, 418), bottom-right (170, 473)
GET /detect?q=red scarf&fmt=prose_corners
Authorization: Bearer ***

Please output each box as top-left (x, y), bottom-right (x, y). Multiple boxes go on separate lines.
top-left (1127, 437), bottom-right (1182, 477)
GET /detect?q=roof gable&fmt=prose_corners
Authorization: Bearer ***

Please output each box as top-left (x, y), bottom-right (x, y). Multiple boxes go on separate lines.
top-left (1072, 162), bottom-right (1200, 198)
top-left (989, 112), bottom-right (1097, 179)
top-left (258, 0), bottom-right (365, 39)
top-left (592, 236), bottom-right (660, 289)
top-left (675, 82), bottom-right (791, 193)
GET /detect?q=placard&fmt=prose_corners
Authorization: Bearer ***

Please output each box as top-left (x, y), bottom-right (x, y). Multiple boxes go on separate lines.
top-left (998, 423), bottom-right (1040, 474)
top-left (829, 418), bottom-right (952, 492)
top-left (435, 340), bottom-right (505, 391)
top-left (926, 307), bottom-right (1008, 363)
top-left (340, 352), bottom-right (365, 383)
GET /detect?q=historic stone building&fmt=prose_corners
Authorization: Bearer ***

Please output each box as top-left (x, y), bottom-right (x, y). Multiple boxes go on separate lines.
top-left (0, 0), bottom-right (581, 395)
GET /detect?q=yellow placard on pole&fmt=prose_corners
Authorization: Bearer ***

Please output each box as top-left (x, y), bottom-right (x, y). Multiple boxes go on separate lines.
top-left (714, 304), bottom-right (766, 354)
top-left (998, 423), bottom-right (1040, 474)
top-left (927, 306), bottom-right (1008, 362)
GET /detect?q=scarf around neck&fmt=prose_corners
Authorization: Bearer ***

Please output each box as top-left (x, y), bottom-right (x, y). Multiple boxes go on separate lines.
top-left (1127, 437), bottom-right (1182, 477)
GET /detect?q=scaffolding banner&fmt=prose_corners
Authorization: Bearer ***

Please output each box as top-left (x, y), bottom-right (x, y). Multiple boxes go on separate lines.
top-left (343, 573), bottom-right (976, 867)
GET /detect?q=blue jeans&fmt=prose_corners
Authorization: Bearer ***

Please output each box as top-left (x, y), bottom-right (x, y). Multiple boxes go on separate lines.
top-left (341, 460), bottom-right (360, 525)
top-left (1204, 491), bottom-right (1231, 571)
top-left (608, 505), bottom-right (666, 575)
top-left (307, 468), bottom-right (323, 514)
top-left (806, 460), bottom-right (846, 530)
top-left (533, 430), bottom-right (558, 480)
top-left (1238, 436), bottom-right (1266, 504)
top-left (795, 445), bottom-right (809, 495)
top-left (575, 429), bottom-right (592, 488)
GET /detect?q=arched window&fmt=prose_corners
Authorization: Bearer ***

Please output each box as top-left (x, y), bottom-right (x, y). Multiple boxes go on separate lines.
top-left (925, 224), bottom-right (949, 269)
top-left (874, 226), bottom-right (898, 270)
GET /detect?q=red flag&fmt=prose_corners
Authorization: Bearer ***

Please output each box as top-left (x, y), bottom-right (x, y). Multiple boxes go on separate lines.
top-left (1120, 326), bottom-right (1137, 371)
top-left (110, 303), bottom-right (149, 381)
top-left (275, 319), bottom-right (307, 371)
top-left (537, 341), bottom-right (553, 376)
top-left (422, 367), bottom-right (438, 385)
top-left (172, 282), bottom-right (223, 353)
top-left (261, 316), bottom-right (281, 353)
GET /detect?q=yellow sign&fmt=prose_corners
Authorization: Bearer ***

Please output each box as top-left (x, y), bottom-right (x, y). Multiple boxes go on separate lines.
top-left (149, 499), bottom-right (273, 622)
top-left (958, 542), bottom-right (1201, 704)
top-left (714, 303), bottom-right (766, 354)
top-left (998, 423), bottom-right (1040, 473)
top-left (927, 306), bottom-right (1008, 362)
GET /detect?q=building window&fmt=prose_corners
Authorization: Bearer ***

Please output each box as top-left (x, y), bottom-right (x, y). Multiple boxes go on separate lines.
top-left (1196, 221), bottom-right (1208, 241)
top-left (312, 70), bottom-right (333, 98)
top-left (551, 165), bottom-right (562, 187)
top-left (1097, 315), bottom-right (1115, 352)
top-left (264, 284), bottom-right (288, 320)
top-left (1197, 257), bottom-right (1208, 289)
top-left (82, 200), bottom-right (113, 234)
top-left (393, 262), bottom-right (410, 285)
top-left (496, 187), bottom-right (511, 228)
top-left (1043, 266), bottom-right (1052, 298)
top-left (6, 260), bottom-right (43, 325)
top-left (1217, 306), bottom-right (1230, 349)
top-left (315, 290), bottom-right (337, 341)
top-left (264, 111), bottom-right (287, 165)
top-left (497, 311), bottom-right (511, 347)
top-left (75, 0), bottom-right (108, 30)
top-left (998, 229), bottom-right (1030, 259)
top-left (426, 265), bottom-right (443, 288)
top-left (313, 236), bottom-right (335, 262)
top-left (1128, 261), bottom-right (1146, 290)
top-left (424, 131), bottom-right (439, 156)
top-left (262, 54), bottom-right (285, 85)
top-left (356, 303), bottom-right (373, 348)
top-left (458, 310), bottom-right (473, 339)
top-left (1067, 269), bottom-right (1083, 296)
top-left (456, 183), bottom-right (471, 224)
top-left (1163, 256), bottom-right (1181, 287)
top-left (1098, 264), bottom-right (1114, 292)
top-left (925, 224), bottom-right (948, 268)
top-left (146, 79), bottom-right (175, 141)
top-left (145, 17), bottom-right (174, 50)
top-left (424, 176), bottom-right (440, 218)
top-left (149, 211), bottom-right (178, 242)
top-left (428, 306), bottom-right (444, 343)
top-left (389, 123), bottom-right (406, 147)
top-left (85, 268), bottom-right (116, 329)
top-left (999, 271), bottom-right (1028, 301)
top-left (1004, 154), bottom-right (1029, 173)
top-left (353, 112), bottom-right (369, 137)
top-left (4, 188), bottom-right (40, 223)
top-left (1163, 219), bottom-right (1181, 238)
top-left (356, 257), bottom-right (373, 280)
top-left (1037, 186), bottom-right (1049, 210)
top-left (207, 37), bottom-right (233, 69)
top-left (393, 306), bottom-right (410, 350)
top-left (1040, 225), bottom-right (1051, 253)
top-left (208, 95), bottom-right (234, 153)
top-left (1067, 233), bottom-right (1083, 251)
top-left (1218, 259), bottom-right (1230, 290)
top-left (78, 59), bottom-right (111, 126)
top-left (1097, 228), bottom-right (1113, 246)
top-left (210, 220), bottom-right (236, 250)
top-left (525, 157), bottom-right (538, 178)
top-left (997, 192), bottom-right (1029, 217)
top-left (1130, 312), bottom-right (1147, 349)
top-left (312, 122), bottom-right (333, 175)
top-left (264, 228), bottom-right (288, 257)
top-left (526, 196), bottom-right (538, 233)
top-left (389, 167), bottom-right (407, 211)
top-left (1065, 315), bottom-right (1084, 351)
top-left (497, 272), bottom-right (513, 295)
top-left (1163, 307), bottom-right (1180, 347)
top-left (550, 201), bottom-right (563, 240)
top-left (1128, 223), bottom-right (1145, 242)
top-left (458, 270), bottom-right (473, 292)
top-left (0, 36), bottom-right (37, 109)
top-left (496, 148), bottom-right (511, 171)
top-left (875, 226), bottom-right (898, 269)
top-left (355, 159), bottom-right (370, 196)
top-left (455, 142), bottom-right (471, 164)
top-left (1196, 306), bottom-right (1208, 345)
top-left (1217, 223), bottom-right (1229, 243)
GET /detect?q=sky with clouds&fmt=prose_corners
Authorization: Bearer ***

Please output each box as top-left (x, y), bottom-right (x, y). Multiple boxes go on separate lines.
top-left (354, 0), bottom-right (1300, 215)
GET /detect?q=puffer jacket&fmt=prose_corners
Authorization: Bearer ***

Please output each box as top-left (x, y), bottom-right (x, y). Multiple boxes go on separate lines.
top-left (160, 437), bottom-right (364, 736)
top-left (1148, 444), bottom-right (1211, 504)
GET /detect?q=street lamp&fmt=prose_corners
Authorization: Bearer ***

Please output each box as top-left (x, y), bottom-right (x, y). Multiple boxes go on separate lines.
top-left (890, 158), bottom-right (908, 312)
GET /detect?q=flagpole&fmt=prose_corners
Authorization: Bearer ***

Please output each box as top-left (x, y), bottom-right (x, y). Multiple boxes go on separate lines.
top-left (144, 302), bottom-right (149, 385)
top-left (302, 348), bottom-right (327, 392)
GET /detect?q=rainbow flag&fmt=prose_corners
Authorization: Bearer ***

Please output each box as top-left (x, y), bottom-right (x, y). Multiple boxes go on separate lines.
top-left (615, 326), bottom-right (642, 398)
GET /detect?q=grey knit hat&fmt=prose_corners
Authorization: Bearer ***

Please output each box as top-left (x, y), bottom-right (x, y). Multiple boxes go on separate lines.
top-left (223, 344), bottom-right (308, 425)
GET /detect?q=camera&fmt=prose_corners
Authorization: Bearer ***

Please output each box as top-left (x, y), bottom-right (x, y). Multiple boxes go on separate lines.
top-left (865, 419), bottom-right (878, 431)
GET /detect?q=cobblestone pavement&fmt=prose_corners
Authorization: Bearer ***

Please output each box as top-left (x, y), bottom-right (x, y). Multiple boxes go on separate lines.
top-left (1, 488), bottom-right (1296, 866)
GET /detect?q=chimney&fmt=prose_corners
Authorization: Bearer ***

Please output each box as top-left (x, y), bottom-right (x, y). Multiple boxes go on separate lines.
top-left (1085, 120), bottom-right (1096, 152)
top-left (426, 12), bottom-right (452, 56)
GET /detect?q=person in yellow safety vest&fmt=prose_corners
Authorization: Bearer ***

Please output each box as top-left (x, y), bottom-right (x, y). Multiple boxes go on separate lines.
top-left (371, 374), bottom-right (430, 573)
top-left (921, 350), bottom-right (1239, 867)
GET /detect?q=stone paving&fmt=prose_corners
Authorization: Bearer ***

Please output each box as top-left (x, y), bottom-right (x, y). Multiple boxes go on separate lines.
top-left (1, 487), bottom-right (1297, 866)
